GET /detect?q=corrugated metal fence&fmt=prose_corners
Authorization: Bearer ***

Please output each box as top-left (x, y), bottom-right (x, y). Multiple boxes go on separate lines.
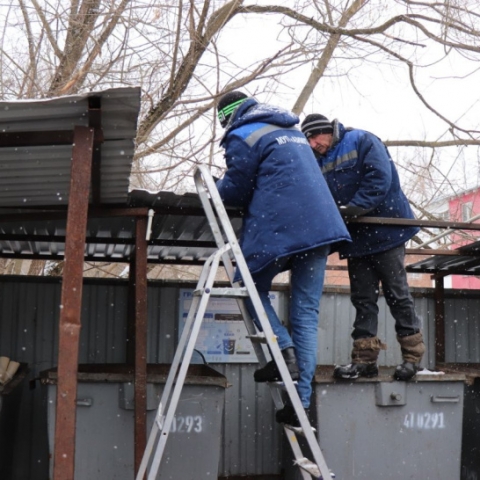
top-left (0, 275), bottom-right (474, 478)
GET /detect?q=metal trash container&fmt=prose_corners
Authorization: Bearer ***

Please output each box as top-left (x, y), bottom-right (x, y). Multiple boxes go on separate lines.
top-left (286, 366), bottom-right (465, 479)
top-left (40, 363), bottom-right (227, 480)
top-left (310, 366), bottom-right (465, 480)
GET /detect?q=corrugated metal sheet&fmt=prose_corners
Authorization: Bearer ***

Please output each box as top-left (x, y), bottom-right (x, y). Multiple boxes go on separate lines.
top-left (2, 173), bottom-right (480, 269)
top-left (215, 364), bottom-right (283, 476)
top-left (445, 294), bottom-right (480, 363)
top-left (0, 87), bottom-right (140, 206)
top-left (317, 291), bottom-right (435, 367)
top-left (408, 239), bottom-right (480, 275)
top-left (0, 190), bottom-right (243, 263)
top-left (0, 277), bottom-right (474, 479)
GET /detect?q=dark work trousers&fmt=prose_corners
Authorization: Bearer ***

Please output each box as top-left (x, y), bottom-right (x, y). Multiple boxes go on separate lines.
top-left (347, 244), bottom-right (421, 339)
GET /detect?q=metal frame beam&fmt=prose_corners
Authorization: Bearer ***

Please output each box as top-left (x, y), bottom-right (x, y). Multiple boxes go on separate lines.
top-left (129, 218), bottom-right (149, 476)
top-left (53, 126), bottom-right (95, 480)
top-left (434, 275), bottom-right (446, 365)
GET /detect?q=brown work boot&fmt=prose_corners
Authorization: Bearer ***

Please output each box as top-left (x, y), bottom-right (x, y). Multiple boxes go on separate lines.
top-left (333, 362), bottom-right (379, 379)
top-left (395, 332), bottom-right (425, 381)
top-left (333, 336), bottom-right (386, 380)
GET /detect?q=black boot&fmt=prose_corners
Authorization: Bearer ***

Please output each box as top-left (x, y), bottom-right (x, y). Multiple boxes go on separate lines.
top-left (394, 361), bottom-right (421, 381)
top-left (333, 362), bottom-right (378, 380)
top-left (275, 404), bottom-right (300, 427)
top-left (254, 347), bottom-right (300, 382)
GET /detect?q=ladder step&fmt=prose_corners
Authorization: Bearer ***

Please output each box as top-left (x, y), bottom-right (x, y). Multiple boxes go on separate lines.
top-left (246, 333), bottom-right (267, 344)
top-left (284, 423), bottom-right (317, 436)
top-left (139, 167), bottom-right (333, 480)
top-left (193, 287), bottom-right (249, 298)
top-left (295, 458), bottom-right (335, 480)
top-left (295, 458), bottom-right (321, 478)
top-left (294, 458), bottom-right (335, 479)
top-left (268, 380), bottom-right (298, 389)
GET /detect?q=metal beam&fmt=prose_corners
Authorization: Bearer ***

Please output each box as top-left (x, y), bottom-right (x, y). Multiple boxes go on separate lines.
top-left (127, 217), bottom-right (149, 476)
top-left (89, 96), bottom-right (103, 205)
top-left (347, 216), bottom-right (480, 231)
top-left (53, 126), bottom-right (94, 480)
top-left (0, 207), bottom-right (149, 223)
top-left (434, 275), bottom-right (446, 366)
top-left (0, 129), bottom-right (103, 146)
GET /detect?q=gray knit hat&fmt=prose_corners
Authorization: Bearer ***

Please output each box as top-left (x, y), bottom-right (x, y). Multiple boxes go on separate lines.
top-left (301, 114), bottom-right (333, 138)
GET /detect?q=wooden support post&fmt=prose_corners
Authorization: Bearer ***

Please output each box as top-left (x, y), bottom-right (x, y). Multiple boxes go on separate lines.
top-left (53, 126), bottom-right (94, 480)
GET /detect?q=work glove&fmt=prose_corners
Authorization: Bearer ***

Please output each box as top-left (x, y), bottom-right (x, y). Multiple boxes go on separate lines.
top-left (339, 204), bottom-right (372, 217)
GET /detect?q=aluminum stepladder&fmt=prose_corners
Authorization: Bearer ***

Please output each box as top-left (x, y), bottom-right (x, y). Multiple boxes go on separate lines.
top-left (136, 164), bottom-right (333, 480)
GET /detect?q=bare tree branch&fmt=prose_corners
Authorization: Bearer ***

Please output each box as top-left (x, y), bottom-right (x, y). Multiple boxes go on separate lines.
top-left (137, 0), bottom-right (244, 143)
top-left (61, 0), bottom-right (132, 94)
top-left (49, 0), bottom-right (102, 95)
top-left (31, 0), bottom-right (63, 59)
top-left (292, 0), bottom-right (367, 114)
top-left (386, 139), bottom-right (480, 147)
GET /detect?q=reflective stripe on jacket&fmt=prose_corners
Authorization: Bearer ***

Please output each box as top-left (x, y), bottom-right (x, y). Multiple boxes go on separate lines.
top-left (317, 120), bottom-right (419, 258)
top-left (217, 99), bottom-right (351, 276)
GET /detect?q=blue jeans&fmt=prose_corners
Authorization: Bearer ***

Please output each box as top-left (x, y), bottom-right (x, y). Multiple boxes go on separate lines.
top-left (246, 245), bottom-right (330, 408)
top-left (347, 245), bottom-right (421, 339)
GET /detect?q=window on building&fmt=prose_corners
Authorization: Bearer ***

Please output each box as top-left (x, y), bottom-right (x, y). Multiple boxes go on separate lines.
top-left (462, 202), bottom-right (473, 222)
top-left (438, 210), bottom-right (449, 221)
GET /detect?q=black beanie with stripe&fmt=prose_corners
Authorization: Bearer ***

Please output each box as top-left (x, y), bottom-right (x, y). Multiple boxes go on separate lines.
top-left (301, 114), bottom-right (333, 138)
top-left (217, 91), bottom-right (248, 128)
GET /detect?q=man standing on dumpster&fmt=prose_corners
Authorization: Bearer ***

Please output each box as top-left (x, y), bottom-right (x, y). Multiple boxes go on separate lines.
top-left (215, 91), bottom-right (351, 426)
top-left (301, 113), bottom-right (425, 381)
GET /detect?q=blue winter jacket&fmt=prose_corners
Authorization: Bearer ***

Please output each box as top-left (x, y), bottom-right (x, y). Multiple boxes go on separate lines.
top-left (317, 120), bottom-right (419, 258)
top-left (216, 99), bottom-right (351, 276)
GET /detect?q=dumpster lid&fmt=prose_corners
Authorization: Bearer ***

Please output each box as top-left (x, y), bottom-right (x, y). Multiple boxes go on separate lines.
top-left (39, 363), bottom-right (227, 388)
top-left (435, 363), bottom-right (480, 386)
top-left (314, 365), bottom-right (468, 384)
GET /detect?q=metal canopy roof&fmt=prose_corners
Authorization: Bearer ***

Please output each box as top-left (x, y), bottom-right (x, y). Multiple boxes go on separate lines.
top-left (0, 190), bottom-right (243, 264)
top-left (0, 87), bottom-right (244, 265)
top-left (3, 185), bottom-right (480, 273)
top-left (407, 240), bottom-right (480, 276)
top-left (0, 87), bottom-right (141, 207)
top-left (1, 184), bottom-right (479, 269)
top-left (0, 88), bottom-right (478, 271)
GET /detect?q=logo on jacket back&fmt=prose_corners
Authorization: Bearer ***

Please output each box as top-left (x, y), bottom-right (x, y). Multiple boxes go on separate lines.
top-left (276, 135), bottom-right (309, 146)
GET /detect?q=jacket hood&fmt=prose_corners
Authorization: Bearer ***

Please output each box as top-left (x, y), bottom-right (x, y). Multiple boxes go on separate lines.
top-left (331, 119), bottom-right (345, 149)
top-left (222, 98), bottom-right (299, 140)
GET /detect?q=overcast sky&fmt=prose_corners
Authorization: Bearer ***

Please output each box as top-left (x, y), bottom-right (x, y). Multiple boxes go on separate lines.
top-left (217, 5), bottom-right (480, 195)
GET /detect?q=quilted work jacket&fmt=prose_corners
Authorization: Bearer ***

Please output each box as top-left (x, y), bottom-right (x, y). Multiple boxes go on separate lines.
top-left (316, 120), bottom-right (419, 258)
top-left (216, 99), bottom-right (351, 276)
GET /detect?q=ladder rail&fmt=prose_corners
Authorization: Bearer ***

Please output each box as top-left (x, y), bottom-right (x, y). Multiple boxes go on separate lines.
top-left (194, 166), bottom-right (283, 361)
top-left (146, 246), bottom-right (226, 480)
top-left (195, 165), bottom-right (332, 479)
top-left (136, 291), bottom-right (203, 479)
top-left (194, 167), bottom-right (269, 366)
top-left (136, 246), bottom-right (228, 480)
top-left (194, 167), bottom-right (236, 283)
top-left (138, 165), bottom-right (332, 480)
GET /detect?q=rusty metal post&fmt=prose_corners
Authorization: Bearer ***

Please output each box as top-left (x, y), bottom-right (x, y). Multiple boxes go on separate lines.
top-left (128, 217), bottom-right (149, 477)
top-left (434, 274), bottom-right (446, 365)
top-left (53, 126), bottom-right (94, 480)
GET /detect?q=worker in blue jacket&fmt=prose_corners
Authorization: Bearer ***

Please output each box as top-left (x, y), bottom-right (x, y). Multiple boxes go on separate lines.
top-left (301, 114), bottom-right (425, 381)
top-left (215, 92), bottom-right (351, 426)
